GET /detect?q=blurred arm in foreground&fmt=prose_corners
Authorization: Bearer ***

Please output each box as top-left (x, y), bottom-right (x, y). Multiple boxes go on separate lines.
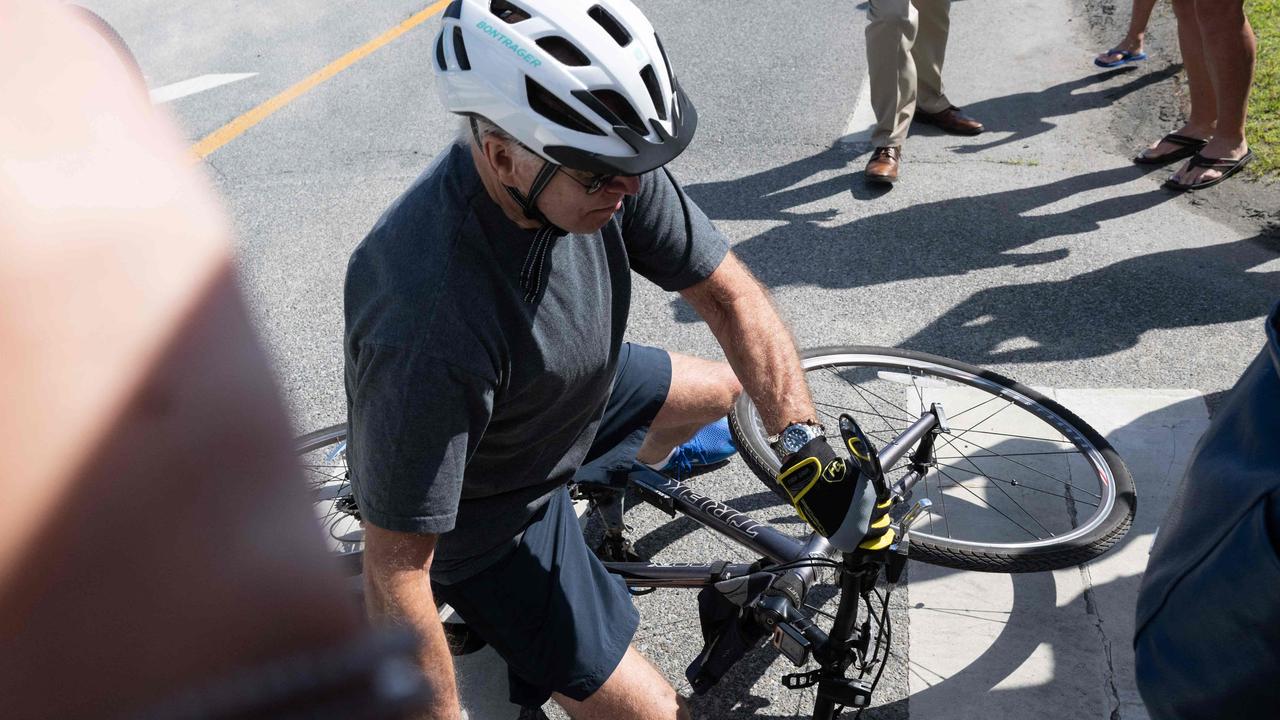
top-left (0, 2), bottom-right (424, 717)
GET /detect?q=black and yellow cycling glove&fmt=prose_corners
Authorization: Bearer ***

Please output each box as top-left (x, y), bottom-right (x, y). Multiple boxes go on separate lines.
top-left (775, 414), bottom-right (892, 552)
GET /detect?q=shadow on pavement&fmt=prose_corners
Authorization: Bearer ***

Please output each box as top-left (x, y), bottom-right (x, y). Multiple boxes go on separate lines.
top-left (900, 230), bottom-right (1280, 364)
top-left (678, 143), bottom-right (1280, 365)
top-left (685, 151), bottom-right (1171, 298)
top-left (934, 65), bottom-right (1182, 155)
top-left (892, 394), bottom-right (1205, 719)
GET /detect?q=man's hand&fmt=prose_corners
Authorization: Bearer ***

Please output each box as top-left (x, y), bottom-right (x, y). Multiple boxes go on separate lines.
top-left (775, 417), bottom-right (891, 552)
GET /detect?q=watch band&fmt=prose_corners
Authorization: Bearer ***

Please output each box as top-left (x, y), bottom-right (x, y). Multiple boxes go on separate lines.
top-left (767, 420), bottom-right (824, 444)
top-left (770, 420), bottom-right (825, 457)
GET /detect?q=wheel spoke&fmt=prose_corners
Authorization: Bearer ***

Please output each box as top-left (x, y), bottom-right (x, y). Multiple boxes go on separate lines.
top-left (934, 462), bottom-right (1099, 507)
top-left (939, 427), bottom-right (1080, 444)
top-left (935, 466), bottom-right (1042, 540)
top-left (814, 399), bottom-right (913, 427)
top-left (823, 367), bottom-right (913, 422)
top-left (934, 450), bottom-right (1082, 459)
top-left (934, 433), bottom-right (1057, 537)
top-left (301, 469), bottom-right (349, 486)
top-left (938, 431), bottom-right (1103, 501)
top-left (942, 393), bottom-right (1004, 422)
top-left (938, 466), bottom-right (951, 537)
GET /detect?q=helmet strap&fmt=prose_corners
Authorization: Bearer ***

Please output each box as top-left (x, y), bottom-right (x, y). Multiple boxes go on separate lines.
top-left (506, 161), bottom-right (565, 304)
top-left (503, 159), bottom-right (559, 227)
top-left (469, 117), bottom-right (565, 302)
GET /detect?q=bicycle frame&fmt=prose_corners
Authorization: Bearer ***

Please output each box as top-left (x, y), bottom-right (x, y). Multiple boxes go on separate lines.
top-left (599, 408), bottom-right (941, 590)
top-left (594, 406), bottom-right (944, 719)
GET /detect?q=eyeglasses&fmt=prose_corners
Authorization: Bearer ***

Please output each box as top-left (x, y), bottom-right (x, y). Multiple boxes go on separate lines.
top-left (556, 166), bottom-right (621, 195)
top-left (469, 117), bottom-right (628, 195)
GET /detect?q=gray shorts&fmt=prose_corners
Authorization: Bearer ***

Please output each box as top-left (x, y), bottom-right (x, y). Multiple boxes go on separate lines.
top-left (433, 343), bottom-right (671, 707)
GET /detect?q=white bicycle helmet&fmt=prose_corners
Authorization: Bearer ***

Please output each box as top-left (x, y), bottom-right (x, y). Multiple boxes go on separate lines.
top-left (433, 0), bottom-right (697, 176)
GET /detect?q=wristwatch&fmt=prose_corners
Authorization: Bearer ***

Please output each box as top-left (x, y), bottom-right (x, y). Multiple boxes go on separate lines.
top-left (770, 421), bottom-right (825, 458)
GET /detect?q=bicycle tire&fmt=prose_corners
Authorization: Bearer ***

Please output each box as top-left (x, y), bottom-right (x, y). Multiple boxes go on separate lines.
top-left (729, 346), bottom-right (1135, 573)
top-left (295, 424), bottom-right (363, 574)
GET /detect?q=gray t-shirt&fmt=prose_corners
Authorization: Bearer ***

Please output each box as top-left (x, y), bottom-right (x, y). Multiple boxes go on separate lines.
top-left (344, 143), bottom-right (728, 582)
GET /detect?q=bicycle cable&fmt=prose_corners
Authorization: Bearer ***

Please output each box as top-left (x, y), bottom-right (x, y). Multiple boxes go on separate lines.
top-left (853, 588), bottom-right (893, 719)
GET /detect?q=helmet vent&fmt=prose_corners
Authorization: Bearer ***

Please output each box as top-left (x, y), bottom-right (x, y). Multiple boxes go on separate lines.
top-left (588, 5), bottom-right (632, 47)
top-left (639, 65), bottom-right (666, 121)
top-left (490, 0), bottom-right (531, 23)
top-left (435, 34), bottom-right (448, 71)
top-left (452, 28), bottom-right (471, 70)
top-left (590, 89), bottom-right (646, 136)
top-left (526, 77), bottom-right (605, 136)
top-left (654, 34), bottom-right (674, 87)
top-left (536, 36), bottom-right (590, 67)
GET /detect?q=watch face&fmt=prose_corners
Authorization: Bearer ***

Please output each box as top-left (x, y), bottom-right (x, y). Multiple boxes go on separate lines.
top-left (781, 424), bottom-right (815, 454)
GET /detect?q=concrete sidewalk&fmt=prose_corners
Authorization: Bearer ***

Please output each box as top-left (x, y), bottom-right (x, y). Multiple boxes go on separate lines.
top-left (907, 389), bottom-right (1209, 720)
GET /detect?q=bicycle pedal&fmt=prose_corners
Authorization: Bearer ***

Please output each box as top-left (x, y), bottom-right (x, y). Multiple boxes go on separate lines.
top-left (782, 669), bottom-right (822, 690)
top-left (593, 536), bottom-right (644, 563)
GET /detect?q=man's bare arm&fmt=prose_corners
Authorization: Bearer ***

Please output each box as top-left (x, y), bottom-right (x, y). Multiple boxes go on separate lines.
top-left (363, 525), bottom-right (461, 720)
top-left (680, 252), bottom-right (817, 436)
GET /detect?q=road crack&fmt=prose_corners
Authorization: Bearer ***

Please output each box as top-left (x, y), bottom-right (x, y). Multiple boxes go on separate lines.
top-left (1080, 563), bottom-right (1123, 720)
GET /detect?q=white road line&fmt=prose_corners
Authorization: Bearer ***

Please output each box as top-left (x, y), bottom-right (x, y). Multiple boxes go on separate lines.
top-left (839, 72), bottom-right (876, 145)
top-left (149, 73), bottom-right (257, 104)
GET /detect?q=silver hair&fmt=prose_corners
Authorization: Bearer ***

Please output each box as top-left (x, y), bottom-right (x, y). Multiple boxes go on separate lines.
top-left (459, 116), bottom-right (542, 171)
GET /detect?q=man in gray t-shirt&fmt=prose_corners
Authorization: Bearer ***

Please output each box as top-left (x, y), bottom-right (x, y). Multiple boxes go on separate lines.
top-left (346, 142), bottom-right (734, 585)
top-left (346, 2), bottom-right (879, 717)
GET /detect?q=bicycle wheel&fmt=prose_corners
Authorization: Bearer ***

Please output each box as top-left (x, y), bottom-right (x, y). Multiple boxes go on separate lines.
top-left (295, 424), bottom-right (363, 575)
top-left (729, 346), bottom-right (1135, 573)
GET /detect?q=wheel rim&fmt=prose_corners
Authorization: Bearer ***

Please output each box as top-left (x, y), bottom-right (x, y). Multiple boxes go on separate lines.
top-left (295, 427), bottom-right (363, 565)
top-left (738, 352), bottom-right (1119, 552)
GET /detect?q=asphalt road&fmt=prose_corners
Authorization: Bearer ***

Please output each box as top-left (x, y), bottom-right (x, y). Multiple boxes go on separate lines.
top-left (75, 0), bottom-right (1280, 717)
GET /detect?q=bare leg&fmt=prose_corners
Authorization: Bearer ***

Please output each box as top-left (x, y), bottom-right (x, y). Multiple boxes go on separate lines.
top-left (1138, 0), bottom-right (1218, 159)
top-left (553, 646), bottom-right (690, 720)
top-left (1097, 0), bottom-right (1160, 63)
top-left (635, 353), bottom-right (741, 465)
top-left (1170, 0), bottom-right (1255, 185)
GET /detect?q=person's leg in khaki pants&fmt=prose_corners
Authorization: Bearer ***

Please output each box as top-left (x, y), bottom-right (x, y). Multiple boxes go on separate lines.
top-left (864, 0), bottom-right (976, 183)
top-left (909, 0), bottom-right (982, 134)
top-left (864, 0), bottom-right (916, 182)
top-left (866, 0), bottom-right (918, 150)
top-left (911, 0), bottom-right (952, 115)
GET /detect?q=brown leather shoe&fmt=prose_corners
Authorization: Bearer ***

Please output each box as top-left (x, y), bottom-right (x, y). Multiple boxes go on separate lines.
top-left (865, 146), bottom-right (901, 184)
top-left (914, 106), bottom-right (984, 135)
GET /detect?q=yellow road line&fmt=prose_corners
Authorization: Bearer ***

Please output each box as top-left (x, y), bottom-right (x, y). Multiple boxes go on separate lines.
top-left (191, 0), bottom-right (452, 159)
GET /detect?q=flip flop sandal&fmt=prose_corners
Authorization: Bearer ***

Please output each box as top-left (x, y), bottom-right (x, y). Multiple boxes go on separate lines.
top-left (1164, 151), bottom-right (1255, 192)
top-left (1095, 48), bottom-right (1147, 68)
top-left (1133, 133), bottom-right (1209, 165)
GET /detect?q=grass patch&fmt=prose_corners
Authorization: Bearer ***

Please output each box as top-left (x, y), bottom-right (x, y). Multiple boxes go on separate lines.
top-left (1248, 0), bottom-right (1279, 175)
